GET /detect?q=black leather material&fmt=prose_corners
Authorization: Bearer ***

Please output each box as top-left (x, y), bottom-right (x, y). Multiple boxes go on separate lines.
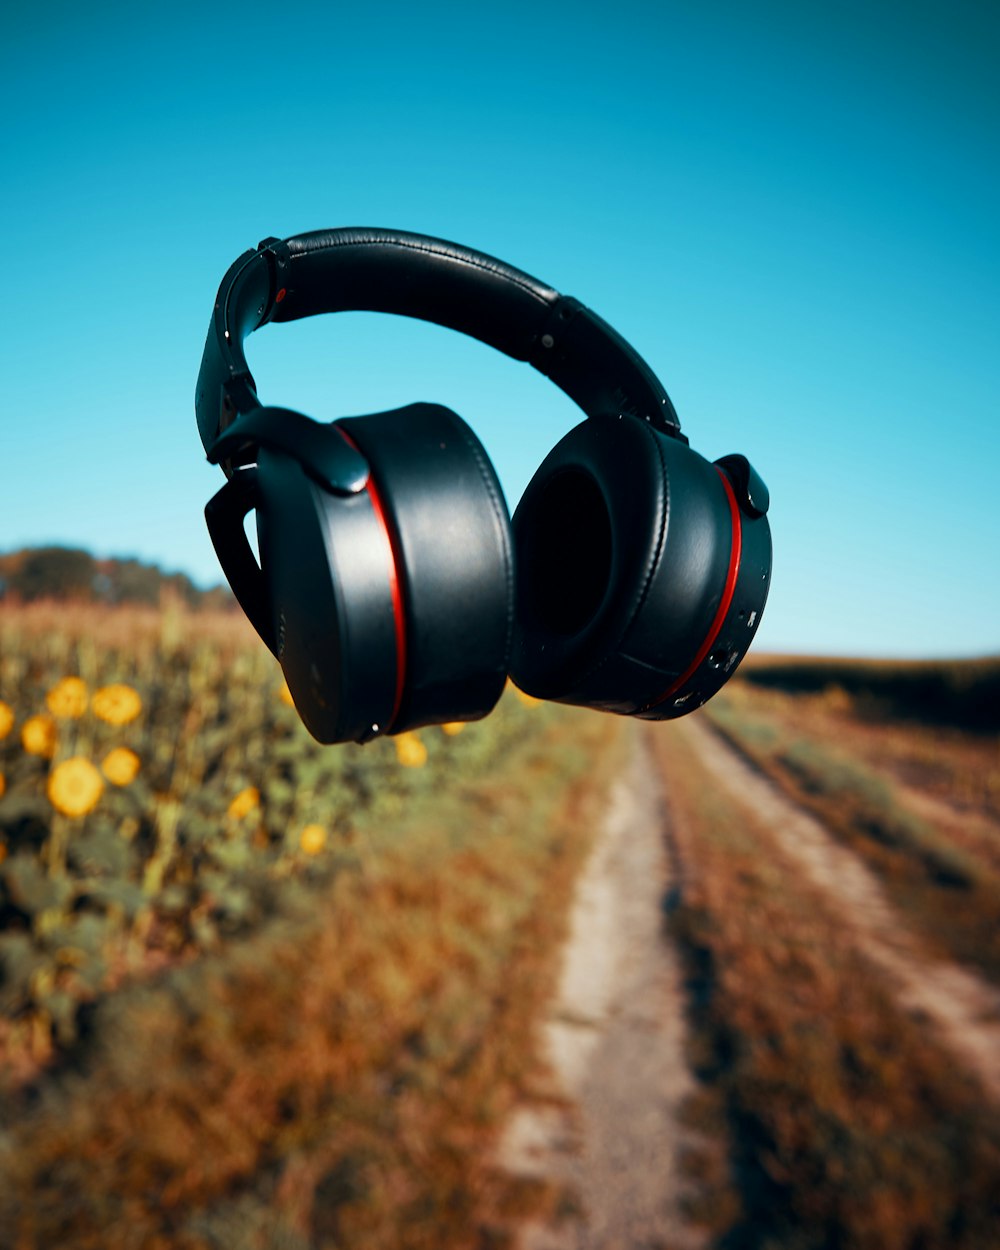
top-left (254, 446), bottom-right (400, 744)
top-left (510, 415), bottom-right (734, 712)
top-left (275, 229), bottom-right (559, 360)
top-left (195, 230), bottom-right (771, 744)
top-left (269, 229), bottom-right (681, 433)
top-left (337, 404), bottom-right (513, 731)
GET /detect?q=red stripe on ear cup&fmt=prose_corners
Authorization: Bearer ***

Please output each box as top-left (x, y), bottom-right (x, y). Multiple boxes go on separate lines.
top-left (336, 426), bottom-right (407, 730)
top-left (646, 468), bottom-right (742, 709)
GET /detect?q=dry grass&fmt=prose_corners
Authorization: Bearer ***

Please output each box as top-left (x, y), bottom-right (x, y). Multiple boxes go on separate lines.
top-left (705, 679), bottom-right (1000, 984)
top-left (0, 602), bottom-right (626, 1248)
top-left (650, 719), bottom-right (1000, 1250)
top-left (0, 595), bottom-right (254, 658)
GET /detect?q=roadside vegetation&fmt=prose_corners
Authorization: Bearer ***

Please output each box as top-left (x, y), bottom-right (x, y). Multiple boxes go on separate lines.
top-left (0, 599), bottom-right (625, 1248)
top-left (651, 717), bottom-right (1000, 1249)
top-left (704, 661), bottom-right (1000, 985)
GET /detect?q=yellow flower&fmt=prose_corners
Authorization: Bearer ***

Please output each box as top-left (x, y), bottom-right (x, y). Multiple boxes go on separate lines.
top-left (22, 714), bottom-right (57, 759)
top-left (47, 757), bottom-right (104, 817)
top-left (101, 747), bottom-right (141, 787)
top-left (394, 731), bottom-right (427, 768)
top-left (227, 786), bottom-right (260, 819)
top-left (441, 721), bottom-right (466, 736)
top-left (279, 681), bottom-right (295, 707)
top-left (0, 701), bottom-right (14, 739)
top-left (45, 676), bottom-right (88, 719)
top-left (91, 683), bottom-right (142, 726)
top-left (299, 823), bottom-right (327, 855)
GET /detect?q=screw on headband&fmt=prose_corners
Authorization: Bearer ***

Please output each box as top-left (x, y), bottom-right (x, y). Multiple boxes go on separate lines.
top-left (195, 228), bottom-right (685, 460)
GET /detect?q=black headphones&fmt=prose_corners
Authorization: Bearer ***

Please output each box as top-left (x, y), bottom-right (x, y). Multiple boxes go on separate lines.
top-left (196, 229), bottom-right (771, 744)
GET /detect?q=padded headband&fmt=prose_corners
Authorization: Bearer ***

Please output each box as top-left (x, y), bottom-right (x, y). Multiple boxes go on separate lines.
top-left (196, 228), bottom-right (684, 457)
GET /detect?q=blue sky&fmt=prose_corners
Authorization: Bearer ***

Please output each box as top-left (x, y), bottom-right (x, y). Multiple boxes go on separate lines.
top-left (3, 0), bottom-right (998, 658)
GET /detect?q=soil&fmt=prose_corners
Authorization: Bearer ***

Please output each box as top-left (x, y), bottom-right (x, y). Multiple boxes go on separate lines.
top-left (496, 728), bottom-right (708, 1250)
top-left (682, 716), bottom-right (1000, 1104)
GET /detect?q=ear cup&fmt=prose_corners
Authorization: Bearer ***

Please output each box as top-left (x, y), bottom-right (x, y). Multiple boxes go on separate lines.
top-left (510, 414), bottom-right (749, 713)
top-left (337, 403), bottom-right (514, 731)
top-left (254, 440), bottom-right (402, 745)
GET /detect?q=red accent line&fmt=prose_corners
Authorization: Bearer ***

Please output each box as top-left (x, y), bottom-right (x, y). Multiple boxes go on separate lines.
top-left (337, 426), bottom-right (407, 730)
top-left (647, 468), bottom-right (742, 709)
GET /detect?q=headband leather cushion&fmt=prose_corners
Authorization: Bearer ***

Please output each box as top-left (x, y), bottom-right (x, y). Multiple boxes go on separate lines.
top-left (337, 403), bottom-right (514, 731)
top-left (510, 415), bottom-right (736, 712)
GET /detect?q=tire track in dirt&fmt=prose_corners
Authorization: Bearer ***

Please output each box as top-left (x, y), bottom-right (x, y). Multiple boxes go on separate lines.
top-left (497, 729), bottom-right (708, 1250)
top-left (683, 716), bottom-right (1000, 1104)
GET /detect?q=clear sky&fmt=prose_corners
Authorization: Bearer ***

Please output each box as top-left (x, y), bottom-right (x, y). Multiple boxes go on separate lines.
top-left (3, 0), bottom-right (998, 658)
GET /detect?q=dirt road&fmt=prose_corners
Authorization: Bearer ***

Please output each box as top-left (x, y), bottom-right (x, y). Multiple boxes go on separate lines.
top-left (498, 713), bottom-right (1000, 1247)
top-left (682, 716), bottom-right (1000, 1104)
top-left (497, 728), bottom-right (707, 1250)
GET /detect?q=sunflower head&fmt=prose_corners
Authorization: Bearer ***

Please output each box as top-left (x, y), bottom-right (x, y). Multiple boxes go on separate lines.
top-left (0, 701), bottom-right (14, 740)
top-left (48, 757), bottom-right (104, 818)
top-left (102, 747), bottom-right (141, 787)
top-left (91, 684), bottom-right (142, 726)
top-left (227, 786), bottom-right (260, 819)
top-left (46, 676), bottom-right (88, 719)
top-left (299, 823), bottom-right (327, 855)
top-left (393, 732), bottom-right (428, 768)
top-left (22, 714), bottom-right (58, 759)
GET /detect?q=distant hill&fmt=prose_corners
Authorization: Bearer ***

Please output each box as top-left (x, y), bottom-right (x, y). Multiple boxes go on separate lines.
top-left (0, 547), bottom-right (234, 611)
top-left (740, 653), bottom-right (1000, 734)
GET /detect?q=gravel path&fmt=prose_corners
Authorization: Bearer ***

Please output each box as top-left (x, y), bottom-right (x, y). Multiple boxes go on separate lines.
top-left (497, 729), bottom-right (707, 1250)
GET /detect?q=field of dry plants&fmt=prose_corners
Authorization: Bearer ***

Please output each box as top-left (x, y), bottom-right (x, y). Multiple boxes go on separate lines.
top-left (2, 600), bottom-right (998, 1249)
top-left (654, 658), bottom-right (1000, 1249)
top-left (0, 600), bottom-right (625, 1248)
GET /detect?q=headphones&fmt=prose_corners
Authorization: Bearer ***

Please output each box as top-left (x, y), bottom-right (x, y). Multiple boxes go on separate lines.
top-left (196, 229), bottom-right (771, 744)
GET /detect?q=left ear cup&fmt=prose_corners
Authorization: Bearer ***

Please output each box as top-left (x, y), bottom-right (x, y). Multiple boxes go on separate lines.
top-left (253, 439), bottom-right (402, 745)
top-left (510, 414), bottom-right (761, 714)
top-left (337, 403), bottom-right (514, 732)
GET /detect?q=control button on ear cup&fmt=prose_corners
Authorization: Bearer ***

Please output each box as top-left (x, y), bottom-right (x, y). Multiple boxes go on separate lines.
top-left (636, 469), bottom-right (771, 719)
top-left (337, 404), bottom-right (513, 731)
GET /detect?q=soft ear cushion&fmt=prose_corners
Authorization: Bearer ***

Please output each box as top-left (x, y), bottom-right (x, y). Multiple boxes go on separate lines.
top-left (337, 404), bottom-right (513, 731)
top-left (510, 414), bottom-right (737, 712)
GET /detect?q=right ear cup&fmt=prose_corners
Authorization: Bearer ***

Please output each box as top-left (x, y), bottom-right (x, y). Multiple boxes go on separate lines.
top-left (510, 414), bottom-right (761, 714)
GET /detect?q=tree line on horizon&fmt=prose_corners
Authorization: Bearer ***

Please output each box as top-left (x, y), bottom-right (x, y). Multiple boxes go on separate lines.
top-left (0, 546), bottom-right (234, 611)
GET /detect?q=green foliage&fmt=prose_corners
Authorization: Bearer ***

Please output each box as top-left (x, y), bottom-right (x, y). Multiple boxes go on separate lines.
top-left (10, 547), bottom-right (97, 601)
top-left (0, 545), bottom-right (232, 609)
top-left (0, 603), bottom-right (622, 1249)
top-left (0, 604), bottom-right (591, 1078)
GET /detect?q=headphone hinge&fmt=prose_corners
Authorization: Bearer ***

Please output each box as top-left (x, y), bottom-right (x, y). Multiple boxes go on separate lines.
top-left (256, 236), bottom-right (292, 324)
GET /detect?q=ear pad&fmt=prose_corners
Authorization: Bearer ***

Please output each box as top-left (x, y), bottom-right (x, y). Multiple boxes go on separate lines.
top-left (510, 414), bottom-right (768, 715)
top-left (337, 403), bottom-right (514, 733)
